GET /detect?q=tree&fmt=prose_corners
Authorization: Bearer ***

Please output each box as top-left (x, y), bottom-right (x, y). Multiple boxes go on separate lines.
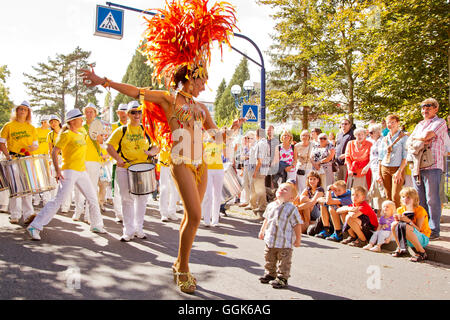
top-left (112, 48), bottom-right (162, 121)
top-left (356, 0), bottom-right (449, 128)
top-left (23, 47), bottom-right (100, 121)
top-left (214, 57), bottom-right (250, 126)
top-left (214, 78), bottom-right (227, 107)
top-left (0, 65), bottom-right (14, 127)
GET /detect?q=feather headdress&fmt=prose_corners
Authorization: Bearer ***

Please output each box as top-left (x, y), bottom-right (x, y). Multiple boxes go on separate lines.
top-left (140, 0), bottom-right (238, 150)
top-left (139, 0), bottom-right (238, 85)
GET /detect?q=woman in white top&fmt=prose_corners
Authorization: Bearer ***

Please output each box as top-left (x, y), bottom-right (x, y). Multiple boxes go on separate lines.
top-left (294, 130), bottom-right (314, 194)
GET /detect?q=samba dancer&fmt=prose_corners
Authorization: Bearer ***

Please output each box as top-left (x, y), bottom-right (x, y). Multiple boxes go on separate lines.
top-left (0, 101), bottom-right (38, 224)
top-left (107, 102), bottom-right (159, 241)
top-left (27, 109), bottom-right (106, 240)
top-left (81, 0), bottom-right (242, 294)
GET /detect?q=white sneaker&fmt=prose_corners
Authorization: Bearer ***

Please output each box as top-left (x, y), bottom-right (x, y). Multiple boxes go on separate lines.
top-left (72, 212), bottom-right (81, 221)
top-left (27, 227), bottom-right (41, 241)
top-left (120, 235), bottom-right (133, 242)
top-left (168, 214), bottom-right (179, 221)
top-left (160, 216), bottom-right (169, 222)
top-left (135, 231), bottom-right (147, 239)
top-left (90, 227), bottom-right (107, 234)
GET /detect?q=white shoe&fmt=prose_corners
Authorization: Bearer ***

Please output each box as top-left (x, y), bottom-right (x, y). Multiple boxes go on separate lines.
top-left (90, 227), bottom-right (107, 234)
top-left (135, 231), bottom-right (147, 239)
top-left (72, 213), bottom-right (81, 221)
top-left (120, 235), bottom-right (133, 242)
top-left (168, 214), bottom-right (179, 221)
top-left (27, 226), bottom-right (41, 240)
top-left (176, 205), bottom-right (184, 212)
top-left (160, 217), bottom-right (169, 222)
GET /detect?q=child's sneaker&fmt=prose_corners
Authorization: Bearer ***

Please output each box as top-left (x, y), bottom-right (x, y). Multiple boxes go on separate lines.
top-left (259, 274), bottom-right (276, 284)
top-left (270, 277), bottom-right (288, 289)
top-left (315, 229), bottom-right (332, 239)
top-left (27, 227), bottom-right (41, 241)
top-left (326, 232), bottom-right (343, 242)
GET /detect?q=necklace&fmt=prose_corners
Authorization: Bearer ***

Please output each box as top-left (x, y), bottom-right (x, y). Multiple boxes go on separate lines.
top-left (178, 90), bottom-right (194, 100)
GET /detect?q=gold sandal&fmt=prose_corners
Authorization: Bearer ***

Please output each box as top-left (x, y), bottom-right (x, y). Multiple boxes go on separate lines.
top-left (174, 271), bottom-right (196, 294)
top-left (172, 264), bottom-right (197, 285)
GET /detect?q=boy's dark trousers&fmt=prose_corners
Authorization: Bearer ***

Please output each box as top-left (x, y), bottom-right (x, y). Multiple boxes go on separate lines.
top-left (264, 245), bottom-right (293, 280)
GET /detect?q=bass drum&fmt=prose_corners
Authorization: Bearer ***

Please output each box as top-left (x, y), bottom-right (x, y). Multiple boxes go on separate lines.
top-left (222, 163), bottom-right (243, 202)
top-left (127, 163), bottom-right (157, 195)
top-left (1, 155), bottom-right (57, 198)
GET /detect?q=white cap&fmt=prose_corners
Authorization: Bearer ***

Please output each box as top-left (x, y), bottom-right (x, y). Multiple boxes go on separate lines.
top-left (65, 109), bottom-right (83, 122)
top-left (83, 102), bottom-right (97, 113)
top-left (40, 115), bottom-right (50, 122)
top-left (18, 100), bottom-right (31, 109)
top-left (117, 103), bottom-right (128, 112)
top-left (49, 114), bottom-right (61, 123)
top-left (127, 101), bottom-right (141, 112)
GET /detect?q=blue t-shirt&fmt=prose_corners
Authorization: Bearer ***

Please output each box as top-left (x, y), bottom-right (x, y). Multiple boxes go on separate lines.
top-left (327, 190), bottom-right (352, 208)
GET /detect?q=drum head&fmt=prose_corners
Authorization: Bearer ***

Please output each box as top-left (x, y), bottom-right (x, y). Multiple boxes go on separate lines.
top-left (128, 163), bottom-right (155, 172)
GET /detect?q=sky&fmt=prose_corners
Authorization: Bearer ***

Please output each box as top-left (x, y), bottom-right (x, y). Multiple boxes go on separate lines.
top-left (1, 0), bottom-right (276, 115)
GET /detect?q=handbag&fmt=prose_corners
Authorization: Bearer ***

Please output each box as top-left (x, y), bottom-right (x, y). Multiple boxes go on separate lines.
top-left (419, 145), bottom-right (434, 168)
top-left (297, 169), bottom-right (306, 176)
top-left (332, 160), bottom-right (338, 172)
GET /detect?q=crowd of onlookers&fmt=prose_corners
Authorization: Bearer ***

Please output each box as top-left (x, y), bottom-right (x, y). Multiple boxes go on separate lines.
top-left (231, 97), bottom-right (449, 269)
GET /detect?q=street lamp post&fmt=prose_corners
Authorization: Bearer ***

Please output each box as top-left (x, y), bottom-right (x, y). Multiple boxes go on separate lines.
top-left (231, 80), bottom-right (254, 134)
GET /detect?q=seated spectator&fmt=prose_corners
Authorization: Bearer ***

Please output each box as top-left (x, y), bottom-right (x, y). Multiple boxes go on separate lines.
top-left (315, 180), bottom-right (352, 240)
top-left (363, 200), bottom-right (396, 252)
top-left (335, 186), bottom-right (378, 247)
top-left (391, 187), bottom-right (431, 262)
top-left (293, 171), bottom-right (324, 234)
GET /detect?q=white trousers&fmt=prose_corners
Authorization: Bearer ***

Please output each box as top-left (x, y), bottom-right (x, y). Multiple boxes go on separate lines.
top-left (201, 169), bottom-right (224, 226)
top-left (113, 167), bottom-right (123, 219)
top-left (0, 189), bottom-right (9, 206)
top-left (10, 195), bottom-right (33, 220)
top-left (74, 161), bottom-right (101, 220)
top-left (116, 167), bottom-right (149, 237)
top-left (31, 169), bottom-right (104, 231)
top-left (159, 165), bottom-right (179, 218)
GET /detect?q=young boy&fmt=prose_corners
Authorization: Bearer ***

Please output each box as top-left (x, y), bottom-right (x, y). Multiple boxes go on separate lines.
top-left (258, 182), bottom-right (302, 289)
top-left (315, 180), bottom-right (352, 241)
top-left (336, 186), bottom-right (379, 247)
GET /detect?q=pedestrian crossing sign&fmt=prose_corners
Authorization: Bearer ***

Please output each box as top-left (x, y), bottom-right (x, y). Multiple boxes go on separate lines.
top-left (94, 5), bottom-right (124, 40)
top-left (242, 104), bottom-right (258, 122)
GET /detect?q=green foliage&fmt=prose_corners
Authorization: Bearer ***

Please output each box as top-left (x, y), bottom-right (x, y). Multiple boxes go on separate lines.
top-left (0, 65), bottom-right (13, 127)
top-left (112, 49), bottom-right (162, 121)
top-left (23, 46), bottom-right (100, 121)
top-left (214, 57), bottom-right (250, 127)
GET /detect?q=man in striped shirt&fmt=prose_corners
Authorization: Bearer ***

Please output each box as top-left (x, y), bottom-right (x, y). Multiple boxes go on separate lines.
top-left (258, 182), bottom-right (303, 289)
top-left (408, 98), bottom-right (448, 240)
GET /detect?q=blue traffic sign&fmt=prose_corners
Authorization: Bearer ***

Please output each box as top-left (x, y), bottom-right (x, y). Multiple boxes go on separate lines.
top-left (94, 5), bottom-right (124, 40)
top-left (242, 104), bottom-right (258, 123)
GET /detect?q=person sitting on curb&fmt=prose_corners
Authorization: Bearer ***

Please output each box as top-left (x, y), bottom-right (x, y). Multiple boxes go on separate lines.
top-left (363, 200), bottom-right (396, 252)
top-left (294, 171), bottom-right (324, 234)
top-left (315, 180), bottom-right (352, 241)
top-left (391, 187), bottom-right (431, 262)
top-left (335, 186), bottom-right (378, 247)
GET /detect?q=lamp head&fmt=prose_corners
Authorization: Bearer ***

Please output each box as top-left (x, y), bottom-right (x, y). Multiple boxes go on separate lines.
top-left (231, 84), bottom-right (242, 97)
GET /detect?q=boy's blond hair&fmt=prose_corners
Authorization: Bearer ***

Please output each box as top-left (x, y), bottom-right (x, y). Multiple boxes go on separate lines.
top-left (333, 180), bottom-right (347, 190)
top-left (352, 186), bottom-right (367, 198)
top-left (281, 182), bottom-right (298, 201)
top-left (399, 187), bottom-right (420, 208)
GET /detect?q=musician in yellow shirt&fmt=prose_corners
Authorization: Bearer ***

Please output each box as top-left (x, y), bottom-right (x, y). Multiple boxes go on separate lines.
top-left (110, 103), bottom-right (129, 222)
top-left (158, 144), bottom-right (181, 222)
top-left (107, 102), bottom-right (159, 241)
top-left (73, 103), bottom-right (104, 223)
top-left (201, 136), bottom-right (225, 227)
top-left (27, 109), bottom-right (106, 240)
top-left (0, 101), bottom-right (38, 224)
top-left (33, 115), bottom-right (52, 206)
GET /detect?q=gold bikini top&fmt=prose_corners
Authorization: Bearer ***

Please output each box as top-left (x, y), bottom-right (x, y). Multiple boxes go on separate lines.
top-left (171, 91), bottom-right (206, 126)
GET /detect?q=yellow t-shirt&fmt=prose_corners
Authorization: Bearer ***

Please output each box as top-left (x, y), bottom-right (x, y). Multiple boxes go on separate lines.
top-left (55, 129), bottom-right (87, 172)
top-left (397, 205), bottom-right (431, 237)
top-left (35, 127), bottom-right (51, 155)
top-left (107, 125), bottom-right (151, 169)
top-left (83, 123), bottom-right (102, 163)
top-left (47, 130), bottom-right (59, 150)
top-left (203, 141), bottom-right (224, 170)
top-left (111, 121), bottom-right (127, 132)
top-left (0, 120), bottom-right (38, 155)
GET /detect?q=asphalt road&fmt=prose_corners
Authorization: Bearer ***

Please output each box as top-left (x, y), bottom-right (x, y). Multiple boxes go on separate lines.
top-left (0, 201), bottom-right (449, 301)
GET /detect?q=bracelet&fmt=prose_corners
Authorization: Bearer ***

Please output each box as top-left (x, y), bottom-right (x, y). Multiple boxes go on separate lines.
top-left (102, 77), bottom-right (112, 89)
top-left (139, 88), bottom-right (146, 104)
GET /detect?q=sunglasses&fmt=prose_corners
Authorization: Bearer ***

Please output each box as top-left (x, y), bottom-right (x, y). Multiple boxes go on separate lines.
top-left (319, 137), bottom-right (327, 140)
top-left (420, 104), bottom-right (435, 108)
top-left (130, 110), bottom-right (142, 115)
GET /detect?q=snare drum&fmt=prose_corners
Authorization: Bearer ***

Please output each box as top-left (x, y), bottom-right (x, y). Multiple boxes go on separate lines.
top-left (222, 163), bottom-right (243, 202)
top-left (0, 155), bottom-right (57, 198)
top-left (127, 163), bottom-right (157, 195)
